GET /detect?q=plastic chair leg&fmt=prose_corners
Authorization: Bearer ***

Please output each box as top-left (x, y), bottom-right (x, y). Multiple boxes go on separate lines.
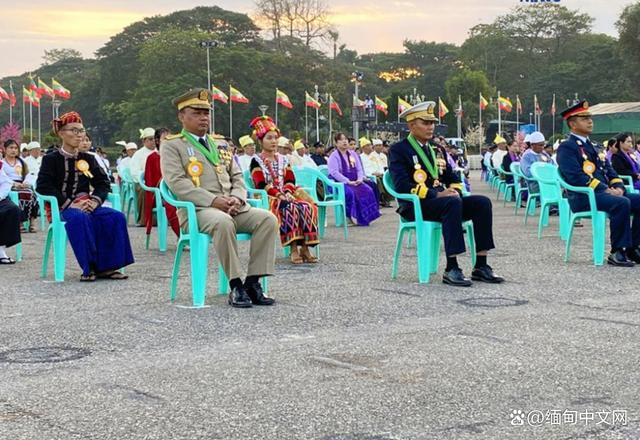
top-left (465, 222), bottom-right (477, 267)
top-left (42, 228), bottom-right (53, 278)
top-left (415, 226), bottom-right (431, 283)
top-left (558, 200), bottom-right (570, 241)
top-left (592, 213), bottom-right (606, 266)
top-left (564, 216), bottom-right (576, 263)
top-left (391, 226), bottom-right (406, 279)
top-left (189, 234), bottom-right (209, 307)
top-left (15, 242), bottom-right (22, 262)
top-left (318, 206), bottom-right (326, 239)
top-left (158, 211), bottom-right (168, 253)
top-left (429, 225), bottom-right (441, 274)
top-left (52, 227), bottom-right (67, 282)
top-left (170, 240), bottom-right (186, 302)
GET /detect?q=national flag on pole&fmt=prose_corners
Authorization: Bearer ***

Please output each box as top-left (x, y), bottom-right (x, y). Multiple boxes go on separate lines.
top-left (28, 75), bottom-right (38, 93)
top-left (211, 85), bottom-right (228, 103)
top-left (551, 94), bottom-right (556, 115)
top-left (329, 95), bottom-right (342, 116)
top-left (8, 84), bottom-right (16, 107)
top-left (229, 85), bottom-right (249, 103)
top-left (438, 97), bottom-right (449, 118)
top-left (455, 95), bottom-right (464, 118)
top-left (398, 97), bottom-right (411, 114)
top-left (498, 96), bottom-right (513, 113)
top-left (37, 78), bottom-right (54, 98)
top-left (374, 96), bottom-right (388, 115)
top-left (516, 96), bottom-right (523, 114)
top-left (0, 86), bottom-right (8, 100)
top-left (305, 91), bottom-right (320, 109)
top-left (534, 95), bottom-right (542, 115)
top-left (479, 93), bottom-right (488, 110)
top-left (353, 95), bottom-right (365, 107)
top-left (51, 78), bottom-right (71, 99)
top-left (276, 88), bottom-right (293, 109)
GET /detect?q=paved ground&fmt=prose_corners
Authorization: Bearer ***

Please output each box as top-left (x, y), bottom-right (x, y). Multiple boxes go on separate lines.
top-left (1, 174), bottom-right (639, 440)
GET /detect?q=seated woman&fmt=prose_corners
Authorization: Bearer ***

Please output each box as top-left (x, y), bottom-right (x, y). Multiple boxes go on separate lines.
top-left (610, 132), bottom-right (640, 191)
top-left (143, 127), bottom-right (180, 237)
top-left (501, 138), bottom-right (520, 185)
top-left (36, 111), bottom-right (134, 281)
top-left (2, 139), bottom-right (39, 232)
top-left (249, 116), bottom-right (319, 264)
top-left (0, 162), bottom-right (22, 264)
top-left (327, 132), bottom-right (380, 226)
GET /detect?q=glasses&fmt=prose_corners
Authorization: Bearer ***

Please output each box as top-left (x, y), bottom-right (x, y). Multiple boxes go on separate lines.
top-left (60, 128), bottom-right (86, 135)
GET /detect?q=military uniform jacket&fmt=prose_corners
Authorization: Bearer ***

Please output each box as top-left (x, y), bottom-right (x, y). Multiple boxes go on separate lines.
top-left (160, 133), bottom-right (249, 223)
top-left (556, 134), bottom-right (625, 205)
top-left (389, 137), bottom-right (463, 216)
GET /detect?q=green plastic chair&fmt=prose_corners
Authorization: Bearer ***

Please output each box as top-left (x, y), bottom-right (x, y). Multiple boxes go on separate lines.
top-left (119, 167), bottom-right (140, 225)
top-left (242, 169), bottom-right (270, 210)
top-left (383, 171), bottom-right (476, 283)
top-left (517, 167), bottom-right (541, 223)
top-left (510, 163), bottom-right (529, 215)
top-left (109, 183), bottom-right (121, 210)
top-left (138, 171), bottom-right (168, 252)
top-left (530, 163), bottom-right (570, 240)
top-left (8, 191), bottom-right (22, 261)
top-left (496, 165), bottom-right (515, 203)
top-left (556, 170), bottom-right (607, 266)
top-left (619, 175), bottom-right (639, 194)
top-left (486, 162), bottom-right (501, 191)
top-left (159, 180), bottom-right (267, 307)
top-left (36, 191), bottom-right (122, 282)
top-left (292, 166), bottom-right (348, 240)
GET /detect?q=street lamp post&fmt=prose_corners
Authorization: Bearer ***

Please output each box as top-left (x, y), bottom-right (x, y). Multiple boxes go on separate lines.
top-left (351, 71), bottom-right (363, 141)
top-left (258, 105), bottom-right (268, 117)
top-left (199, 40), bottom-right (220, 134)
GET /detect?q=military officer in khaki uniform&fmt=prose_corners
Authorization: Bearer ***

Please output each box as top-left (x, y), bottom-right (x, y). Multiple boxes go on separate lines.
top-left (160, 88), bottom-right (278, 308)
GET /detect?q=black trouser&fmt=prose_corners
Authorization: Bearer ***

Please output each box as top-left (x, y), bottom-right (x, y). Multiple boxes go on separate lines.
top-left (416, 195), bottom-right (495, 256)
top-left (0, 198), bottom-right (22, 247)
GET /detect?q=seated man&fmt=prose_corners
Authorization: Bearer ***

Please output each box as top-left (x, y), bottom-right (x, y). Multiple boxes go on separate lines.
top-left (557, 101), bottom-right (640, 267)
top-left (389, 101), bottom-right (504, 286)
top-left (160, 88), bottom-right (279, 308)
top-left (36, 111), bottom-right (134, 281)
top-left (520, 131), bottom-right (551, 194)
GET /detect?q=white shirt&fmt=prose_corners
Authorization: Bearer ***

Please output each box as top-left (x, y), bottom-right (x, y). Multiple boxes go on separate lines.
top-left (360, 152), bottom-right (383, 175)
top-left (129, 146), bottom-right (155, 182)
top-left (117, 156), bottom-right (133, 178)
top-left (492, 149), bottom-right (508, 169)
top-left (288, 153), bottom-right (303, 167)
top-left (301, 154), bottom-right (318, 168)
top-left (237, 154), bottom-right (256, 172)
top-left (372, 151), bottom-right (388, 169)
top-left (24, 155), bottom-right (42, 177)
top-left (89, 152), bottom-right (110, 177)
top-left (0, 166), bottom-right (12, 200)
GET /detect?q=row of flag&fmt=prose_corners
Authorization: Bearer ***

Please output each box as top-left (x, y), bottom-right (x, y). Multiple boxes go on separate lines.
top-left (0, 76), bottom-right (71, 109)
top-left (479, 93), bottom-right (557, 116)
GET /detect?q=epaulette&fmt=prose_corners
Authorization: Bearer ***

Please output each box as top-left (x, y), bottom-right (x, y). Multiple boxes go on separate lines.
top-left (165, 133), bottom-right (183, 140)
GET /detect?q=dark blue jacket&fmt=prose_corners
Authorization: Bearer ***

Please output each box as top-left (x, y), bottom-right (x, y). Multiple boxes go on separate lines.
top-left (556, 133), bottom-right (624, 206)
top-left (389, 137), bottom-right (462, 217)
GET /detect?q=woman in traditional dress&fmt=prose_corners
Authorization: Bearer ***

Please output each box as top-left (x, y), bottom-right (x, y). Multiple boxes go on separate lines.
top-left (2, 139), bottom-right (39, 232)
top-left (36, 111), bottom-right (134, 281)
top-left (327, 132), bottom-right (380, 226)
top-left (249, 116), bottom-right (319, 264)
top-left (0, 162), bottom-right (22, 264)
top-left (611, 132), bottom-right (640, 191)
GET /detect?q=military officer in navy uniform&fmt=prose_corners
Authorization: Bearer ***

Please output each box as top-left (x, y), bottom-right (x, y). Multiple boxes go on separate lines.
top-left (389, 101), bottom-right (504, 286)
top-left (556, 100), bottom-right (640, 266)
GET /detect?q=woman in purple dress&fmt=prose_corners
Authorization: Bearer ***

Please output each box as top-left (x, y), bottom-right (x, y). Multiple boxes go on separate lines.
top-left (327, 132), bottom-right (380, 226)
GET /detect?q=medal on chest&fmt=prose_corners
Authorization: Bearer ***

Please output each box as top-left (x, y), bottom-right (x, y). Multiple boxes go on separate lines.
top-left (76, 159), bottom-right (93, 178)
top-left (580, 149), bottom-right (596, 177)
top-left (411, 156), bottom-right (429, 198)
top-left (185, 147), bottom-right (204, 186)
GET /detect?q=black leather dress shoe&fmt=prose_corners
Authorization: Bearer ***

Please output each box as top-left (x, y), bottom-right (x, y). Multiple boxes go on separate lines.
top-left (471, 265), bottom-right (505, 283)
top-left (626, 247), bottom-right (640, 264)
top-left (608, 250), bottom-right (635, 267)
top-left (245, 282), bottom-right (275, 306)
top-left (228, 286), bottom-right (253, 308)
top-left (442, 268), bottom-right (472, 287)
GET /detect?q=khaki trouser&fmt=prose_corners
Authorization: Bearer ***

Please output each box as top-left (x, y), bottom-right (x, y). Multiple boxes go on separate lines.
top-left (135, 184), bottom-right (145, 226)
top-left (185, 207), bottom-right (278, 280)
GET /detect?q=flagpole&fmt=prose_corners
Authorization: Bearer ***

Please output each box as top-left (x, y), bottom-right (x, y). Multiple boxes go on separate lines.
top-left (329, 96), bottom-right (333, 144)
top-left (229, 85), bottom-right (233, 139)
top-left (552, 93), bottom-right (556, 139)
top-left (9, 80), bottom-right (13, 124)
top-left (479, 93), bottom-right (482, 142)
top-left (212, 101), bottom-right (216, 135)
top-left (38, 104), bottom-right (41, 143)
top-left (516, 94), bottom-right (519, 133)
top-left (438, 96), bottom-right (442, 124)
top-left (29, 100), bottom-right (33, 141)
top-left (22, 92), bottom-right (26, 133)
top-left (457, 94), bottom-right (462, 139)
top-left (305, 96), bottom-right (309, 142)
top-left (275, 90), bottom-right (279, 127)
top-left (497, 91), bottom-right (502, 134)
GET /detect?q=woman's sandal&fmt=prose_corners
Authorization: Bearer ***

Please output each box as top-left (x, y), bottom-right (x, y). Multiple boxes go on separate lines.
top-left (0, 257), bottom-right (16, 265)
top-left (96, 270), bottom-right (129, 280)
top-left (80, 273), bottom-right (96, 282)
top-left (290, 253), bottom-right (304, 264)
top-left (302, 254), bottom-right (318, 263)
top-left (28, 223), bottom-right (37, 233)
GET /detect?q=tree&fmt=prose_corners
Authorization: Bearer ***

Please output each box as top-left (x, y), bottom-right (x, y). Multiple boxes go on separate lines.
top-left (254, 0), bottom-right (331, 48)
top-left (42, 49), bottom-right (82, 65)
top-left (617, 2), bottom-right (640, 92)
